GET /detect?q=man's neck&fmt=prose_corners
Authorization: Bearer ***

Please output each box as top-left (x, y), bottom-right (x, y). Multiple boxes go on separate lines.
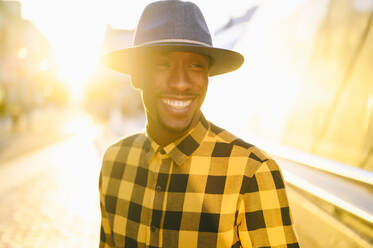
top-left (146, 113), bottom-right (201, 147)
top-left (147, 122), bottom-right (190, 147)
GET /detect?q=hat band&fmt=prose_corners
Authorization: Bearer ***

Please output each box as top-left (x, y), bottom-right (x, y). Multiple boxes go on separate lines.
top-left (134, 39), bottom-right (212, 48)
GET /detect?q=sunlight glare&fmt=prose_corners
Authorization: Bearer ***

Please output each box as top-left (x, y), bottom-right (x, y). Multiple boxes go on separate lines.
top-left (17, 47), bottom-right (27, 59)
top-left (20, 0), bottom-right (106, 102)
top-left (39, 59), bottom-right (49, 71)
top-left (204, 1), bottom-right (302, 143)
top-left (60, 114), bottom-right (100, 141)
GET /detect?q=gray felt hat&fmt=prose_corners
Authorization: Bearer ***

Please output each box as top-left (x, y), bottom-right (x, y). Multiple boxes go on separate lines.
top-left (103, 0), bottom-right (244, 76)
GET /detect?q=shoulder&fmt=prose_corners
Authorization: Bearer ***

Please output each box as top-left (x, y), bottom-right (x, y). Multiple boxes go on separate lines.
top-left (208, 121), bottom-right (273, 177)
top-left (102, 132), bottom-right (147, 164)
top-left (99, 132), bottom-right (147, 192)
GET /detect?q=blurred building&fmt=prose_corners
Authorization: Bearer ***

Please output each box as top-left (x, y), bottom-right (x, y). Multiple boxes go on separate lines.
top-left (84, 25), bottom-right (143, 123)
top-left (206, 0), bottom-right (373, 171)
top-left (0, 1), bottom-right (67, 122)
top-left (276, 0), bottom-right (373, 171)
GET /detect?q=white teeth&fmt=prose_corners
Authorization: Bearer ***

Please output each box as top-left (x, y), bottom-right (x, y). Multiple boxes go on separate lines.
top-left (162, 98), bottom-right (192, 109)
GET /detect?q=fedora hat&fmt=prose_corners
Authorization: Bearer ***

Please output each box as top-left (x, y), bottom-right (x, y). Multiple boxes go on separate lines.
top-left (103, 0), bottom-right (244, 76)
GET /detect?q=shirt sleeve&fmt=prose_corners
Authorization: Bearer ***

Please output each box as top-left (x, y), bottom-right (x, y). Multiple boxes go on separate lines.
top-left (99, 171), bottom-right (114, 248)
top-left (237, 158), bottom-right (299, 248)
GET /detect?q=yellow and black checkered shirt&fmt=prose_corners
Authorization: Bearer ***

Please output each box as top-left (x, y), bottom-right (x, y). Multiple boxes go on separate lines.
top-left (99, 115), bottom-right (299, 248)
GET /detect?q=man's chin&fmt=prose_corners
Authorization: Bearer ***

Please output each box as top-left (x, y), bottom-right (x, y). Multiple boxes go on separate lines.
top-left (160, 118), bottom-right (193, 134)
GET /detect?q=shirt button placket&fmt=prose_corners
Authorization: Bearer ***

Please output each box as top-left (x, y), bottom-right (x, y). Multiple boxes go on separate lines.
top-left (150, 185), bottom-right (161, 235)
top-left (149, 152), bottom-right (166, 246)
top-left (156, 185), bottom-right (162, 192)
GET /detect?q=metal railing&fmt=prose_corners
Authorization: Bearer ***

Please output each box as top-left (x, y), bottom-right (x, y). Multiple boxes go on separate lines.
top-left (250, 139), bottom-right (373, 226)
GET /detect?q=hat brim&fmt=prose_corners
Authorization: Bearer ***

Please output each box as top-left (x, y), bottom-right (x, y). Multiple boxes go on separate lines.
top-left (102, 43), bottom-right (244, 77)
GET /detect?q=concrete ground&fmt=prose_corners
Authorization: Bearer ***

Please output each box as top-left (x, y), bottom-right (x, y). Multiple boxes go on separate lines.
top-left (0, 109), bottom-right (102, 247)
top-left (0, 107), bottom-right (75, 164)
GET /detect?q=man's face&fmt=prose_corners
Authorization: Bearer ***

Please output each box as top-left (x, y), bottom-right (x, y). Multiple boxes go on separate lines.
top-left (140, 51), bottom-right (209, 135)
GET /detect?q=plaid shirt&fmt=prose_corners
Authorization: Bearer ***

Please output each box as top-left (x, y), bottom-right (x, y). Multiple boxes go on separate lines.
top-left (99, 115), bottom-right (299, 248)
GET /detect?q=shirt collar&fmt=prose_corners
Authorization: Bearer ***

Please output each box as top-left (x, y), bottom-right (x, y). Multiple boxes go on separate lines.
top-left (145, 114), bottom-right (210, 166)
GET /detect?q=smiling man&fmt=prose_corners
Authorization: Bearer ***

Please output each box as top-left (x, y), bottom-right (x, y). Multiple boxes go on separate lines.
top-left (141, 51), bottom-right (209, 146)
top-left (99, 1), bottom-right (299, 248)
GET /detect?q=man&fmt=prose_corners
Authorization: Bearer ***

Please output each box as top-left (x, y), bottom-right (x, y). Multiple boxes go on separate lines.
top-left (100, 1), bottom-right (299, 247)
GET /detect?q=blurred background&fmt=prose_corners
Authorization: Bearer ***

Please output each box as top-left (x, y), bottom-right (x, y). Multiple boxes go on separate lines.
top-left (0, 0), bottom-right (373, 247)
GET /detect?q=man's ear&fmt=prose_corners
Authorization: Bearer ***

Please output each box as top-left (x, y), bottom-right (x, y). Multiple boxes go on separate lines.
top-left (130, 58), bottom-right (147, 90)
top-left (130, 73), bottom-right (143, 90)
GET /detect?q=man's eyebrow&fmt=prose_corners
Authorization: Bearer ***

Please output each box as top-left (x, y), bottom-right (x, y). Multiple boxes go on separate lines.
top-left (150, 50), bottom-right (169, 57)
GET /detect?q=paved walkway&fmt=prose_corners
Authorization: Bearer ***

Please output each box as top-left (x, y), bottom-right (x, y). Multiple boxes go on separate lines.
top-left (0, 126), bottom-right (101, 247)
top-left (0, 107), bottom-right (75, 164)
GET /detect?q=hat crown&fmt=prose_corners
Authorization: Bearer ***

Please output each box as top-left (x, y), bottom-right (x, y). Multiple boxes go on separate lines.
top-left (134, 0), bottom-right (212, 47)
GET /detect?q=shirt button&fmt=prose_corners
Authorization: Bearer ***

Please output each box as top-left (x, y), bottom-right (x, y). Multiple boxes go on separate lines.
top-left (160, 148), bottom-right (166, 155)
top-left (151, 225), bottom-right (156, 232)
top-left (156, 185), bottom-right (162, 192)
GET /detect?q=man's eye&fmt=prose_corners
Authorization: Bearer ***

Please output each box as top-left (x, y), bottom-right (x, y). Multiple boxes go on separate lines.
top-left (190, 63), bottom-right (203, 69)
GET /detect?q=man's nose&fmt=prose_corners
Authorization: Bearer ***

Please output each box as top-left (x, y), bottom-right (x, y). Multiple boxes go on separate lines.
top-left (168, 65), bottom-right (191, 92)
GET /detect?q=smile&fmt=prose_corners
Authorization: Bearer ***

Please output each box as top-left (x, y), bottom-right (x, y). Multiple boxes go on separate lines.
top-left (161, 98), bottom-right (193, 110)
